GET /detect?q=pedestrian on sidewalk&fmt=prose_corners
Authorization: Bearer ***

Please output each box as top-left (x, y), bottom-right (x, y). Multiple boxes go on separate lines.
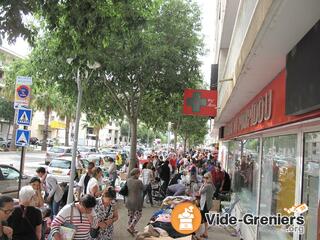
top-left (141, 163), bottom-right (154, 207)
top-left (87, 167), bottom-right (104, 198)
top-left (50, 194), bottom-right (96, 240)
top-left (199, 172), bottom-right (214, 239)
top-left (126, 168), bottom-right (144, 235)
top-left (36, 167), bottom-right (63, 218)
top-left (92, 187), bottom-right (118, 240)
top-left (7, 186), bottom-right (43, 240)
top-left (77, 162), bottom-right (95, 198)
top-left (107, 158), bottom-right (117, 187)
top-left (29, 177), bottom-right (44, 208)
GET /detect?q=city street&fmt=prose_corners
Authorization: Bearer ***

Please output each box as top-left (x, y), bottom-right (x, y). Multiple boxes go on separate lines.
top-left (0, 151), bottom-right (46, 176)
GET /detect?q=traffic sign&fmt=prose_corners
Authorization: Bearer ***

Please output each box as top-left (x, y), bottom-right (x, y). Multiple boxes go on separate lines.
top-left (15, 129), bottom-right (31, 147)
top-left (14, 76), bottom-right (32, 109)
top-left (16, 108), bottom-right (32, 126)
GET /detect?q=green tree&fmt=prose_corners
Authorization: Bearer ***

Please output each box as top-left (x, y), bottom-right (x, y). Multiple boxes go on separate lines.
top-left (90, 0), bottom-right (203, 170)
top-left (178, 116), bottom-right (208, 152)
top-left (0, 0), bottom-right (36, 44)
top-left (0, 97), bottom-right (15, 140)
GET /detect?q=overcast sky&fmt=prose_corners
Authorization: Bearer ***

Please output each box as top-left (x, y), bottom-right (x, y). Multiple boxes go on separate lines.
top-left (2, 0), bottom-right (217, 86)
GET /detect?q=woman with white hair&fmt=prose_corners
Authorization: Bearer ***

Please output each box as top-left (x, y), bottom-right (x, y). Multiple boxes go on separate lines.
top-left (7, 186), bottom-right (42, 240)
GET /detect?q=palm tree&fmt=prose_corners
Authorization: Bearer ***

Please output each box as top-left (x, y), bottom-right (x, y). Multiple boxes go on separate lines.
top-left (32, 83), bottom-right (60, 151)
top-left (56, 96), bottom-right (76, 146)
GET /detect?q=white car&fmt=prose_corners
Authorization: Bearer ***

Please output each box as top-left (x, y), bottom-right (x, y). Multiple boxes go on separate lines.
top-left (47, 157), bottom-right (88, 183)
top-left (77, 146), bottom-right (98, 158)
top-left (45, 146), bottom-right (72, 165)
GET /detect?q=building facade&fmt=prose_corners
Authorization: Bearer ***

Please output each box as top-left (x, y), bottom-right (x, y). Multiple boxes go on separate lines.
top-left (0, 47), bottom-right (24, 140)
top-left (214, 0), bottom-right (320, 240)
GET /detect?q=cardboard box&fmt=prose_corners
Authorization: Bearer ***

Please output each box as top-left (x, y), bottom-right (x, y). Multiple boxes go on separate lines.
top-left (211, 199), bottom-right (221, 212)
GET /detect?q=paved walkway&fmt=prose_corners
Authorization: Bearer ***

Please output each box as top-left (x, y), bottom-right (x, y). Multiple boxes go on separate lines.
top-left (113, 201), bottom-right (240, 240)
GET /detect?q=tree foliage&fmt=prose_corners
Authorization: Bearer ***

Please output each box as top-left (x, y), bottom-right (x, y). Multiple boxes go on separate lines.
top-left (0, 0), bottom-right (36, 44)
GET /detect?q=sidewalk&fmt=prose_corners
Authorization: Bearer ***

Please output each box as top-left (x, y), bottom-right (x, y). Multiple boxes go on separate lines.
top-left (114, 201), bottom-right (239, 240)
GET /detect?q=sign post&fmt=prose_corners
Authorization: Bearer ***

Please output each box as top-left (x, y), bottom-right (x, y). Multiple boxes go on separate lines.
top-left (14, 76), bottom-right (32, 196)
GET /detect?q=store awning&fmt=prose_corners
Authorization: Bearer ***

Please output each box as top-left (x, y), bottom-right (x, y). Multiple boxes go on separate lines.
top-left (50, 120), bottom-right (66, 129)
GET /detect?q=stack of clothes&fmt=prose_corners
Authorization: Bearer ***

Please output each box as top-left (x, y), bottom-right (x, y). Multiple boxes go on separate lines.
top-left (136, 196), bottom-right (197, 240)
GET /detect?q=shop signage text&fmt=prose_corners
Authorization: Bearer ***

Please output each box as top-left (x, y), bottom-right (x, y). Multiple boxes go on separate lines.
top-left (225, 90), bottom-right (272, 137)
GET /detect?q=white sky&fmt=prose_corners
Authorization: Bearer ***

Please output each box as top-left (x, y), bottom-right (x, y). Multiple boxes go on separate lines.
top-left (2, 0), bottom-right (217, 86)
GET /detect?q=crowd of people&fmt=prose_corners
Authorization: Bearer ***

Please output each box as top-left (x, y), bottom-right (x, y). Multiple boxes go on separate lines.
top-left (0, 147), bottom-right (231, 240)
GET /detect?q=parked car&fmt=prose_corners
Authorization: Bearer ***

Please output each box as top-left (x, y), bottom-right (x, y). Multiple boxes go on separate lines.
top-left (45, 146), bottom-right (72, 165)
top-left (38, 139), bottom-right (54, 147)
top-left (0, 164), bottom-right (31, 197)
top-left (47, 157), bottom-right (88, 183)
top-left (100, 148), bottom-right (117, 160)
top-left (30, 137), bottom-right (39, 145)
top-left (0, 137), bottom-right (10, 149)
top-left (78, 146), bottom-right (98, 158)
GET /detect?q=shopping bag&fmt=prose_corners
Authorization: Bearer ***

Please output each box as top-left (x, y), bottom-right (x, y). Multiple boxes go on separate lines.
top-left (60, 223), bottom-right (76, 240)
top-left (211, 199), bottom-right (221, 212)
top-left (47, 223), bottom-right (76, 240)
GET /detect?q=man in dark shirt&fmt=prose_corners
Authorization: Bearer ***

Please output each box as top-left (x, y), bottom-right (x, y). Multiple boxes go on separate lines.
top-left (211, 165), bottom-right (225, 198)
top-left (159, 160), bottom-right (170, 193)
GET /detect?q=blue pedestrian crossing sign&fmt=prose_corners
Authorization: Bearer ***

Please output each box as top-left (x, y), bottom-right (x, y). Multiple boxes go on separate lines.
top-left (16, 108), bottom-right (32, 126)
top-left (15, 129), bottom-right (30, 147)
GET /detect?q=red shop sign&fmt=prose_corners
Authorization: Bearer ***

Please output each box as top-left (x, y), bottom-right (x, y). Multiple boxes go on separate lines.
top-left (224, 70), bottom-right (320, 139)
top-left (183, 89), bottom-right (217, 117)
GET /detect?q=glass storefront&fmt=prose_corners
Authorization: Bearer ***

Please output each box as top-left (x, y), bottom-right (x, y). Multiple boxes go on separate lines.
top-left (225, 130), bottom-right (319, 240)
top-left (233, 138), bottom-right (260, 214)
top-left (302, 132), bottom-right (320, 240)
top-left (258, 134), bottom-right (297, 240)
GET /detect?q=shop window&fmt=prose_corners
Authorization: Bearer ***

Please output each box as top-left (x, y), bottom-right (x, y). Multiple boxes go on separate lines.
top-left (233, 138), bottom-right (260, 215)
top-left (302, 132), bottom-right (320, 240)
top-left (259, 134), bottom-right (297, 240)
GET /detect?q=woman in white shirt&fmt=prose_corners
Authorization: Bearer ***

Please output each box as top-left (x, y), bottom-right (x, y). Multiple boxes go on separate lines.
top-left (87, 167), bottom-right (104, 198)
top-left (141, 163), bottom-right (154, 206)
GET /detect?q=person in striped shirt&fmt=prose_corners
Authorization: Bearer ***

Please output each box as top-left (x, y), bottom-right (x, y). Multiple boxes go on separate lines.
top-left (50, 194), bottom-right (96, 240)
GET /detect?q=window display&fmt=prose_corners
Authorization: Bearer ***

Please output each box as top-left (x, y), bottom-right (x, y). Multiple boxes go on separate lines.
top-left (259, 134), bottom-right (297, 240)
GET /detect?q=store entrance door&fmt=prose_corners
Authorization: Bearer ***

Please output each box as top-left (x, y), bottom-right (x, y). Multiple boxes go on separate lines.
top-left (302, 132), bottom-right (320, 240)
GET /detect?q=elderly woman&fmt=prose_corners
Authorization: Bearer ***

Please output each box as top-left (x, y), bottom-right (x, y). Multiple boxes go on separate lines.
top-left (92, 187), bottom-right (119, 240)
top-left (126, 168), bottom-right (144, 235)
top-left (7, 186), bottom-right (42, 240)
top-left (87, 167), bottom-right (104, 198)
top-left (29, 177), bottom-right (44, 208)
top-left (199, 172), bottom-right (214, 239)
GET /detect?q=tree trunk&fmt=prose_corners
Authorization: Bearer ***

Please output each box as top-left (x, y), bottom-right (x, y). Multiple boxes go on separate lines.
top-left (41, 107), bottom-right (50, 151)
top-left (95, 128), bottom-right (100, 149)
top-left (65, 117), bottom-right (71, 146)
top-left (183, 137), bottom-right (187, 154)
top-left (6, 121), bottom-right (11, 142)
top-left (10, 110), bottom-right (18, 151)
top-left (174, 130), bottom-right (178, 152)
top-left (129, 117), bottom-right (138, 172)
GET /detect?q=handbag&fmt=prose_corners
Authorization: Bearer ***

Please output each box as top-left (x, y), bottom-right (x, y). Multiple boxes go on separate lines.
top-left (119, 182), bottom-right (128, 196)
top-left (48, 203), bottom-right (76, 240)
top-left (90, 204), bottom-right (112, 238)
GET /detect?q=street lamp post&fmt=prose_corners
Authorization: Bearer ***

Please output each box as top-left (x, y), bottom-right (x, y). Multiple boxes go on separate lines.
top-left (67, 60), bottom-right (100, 204)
